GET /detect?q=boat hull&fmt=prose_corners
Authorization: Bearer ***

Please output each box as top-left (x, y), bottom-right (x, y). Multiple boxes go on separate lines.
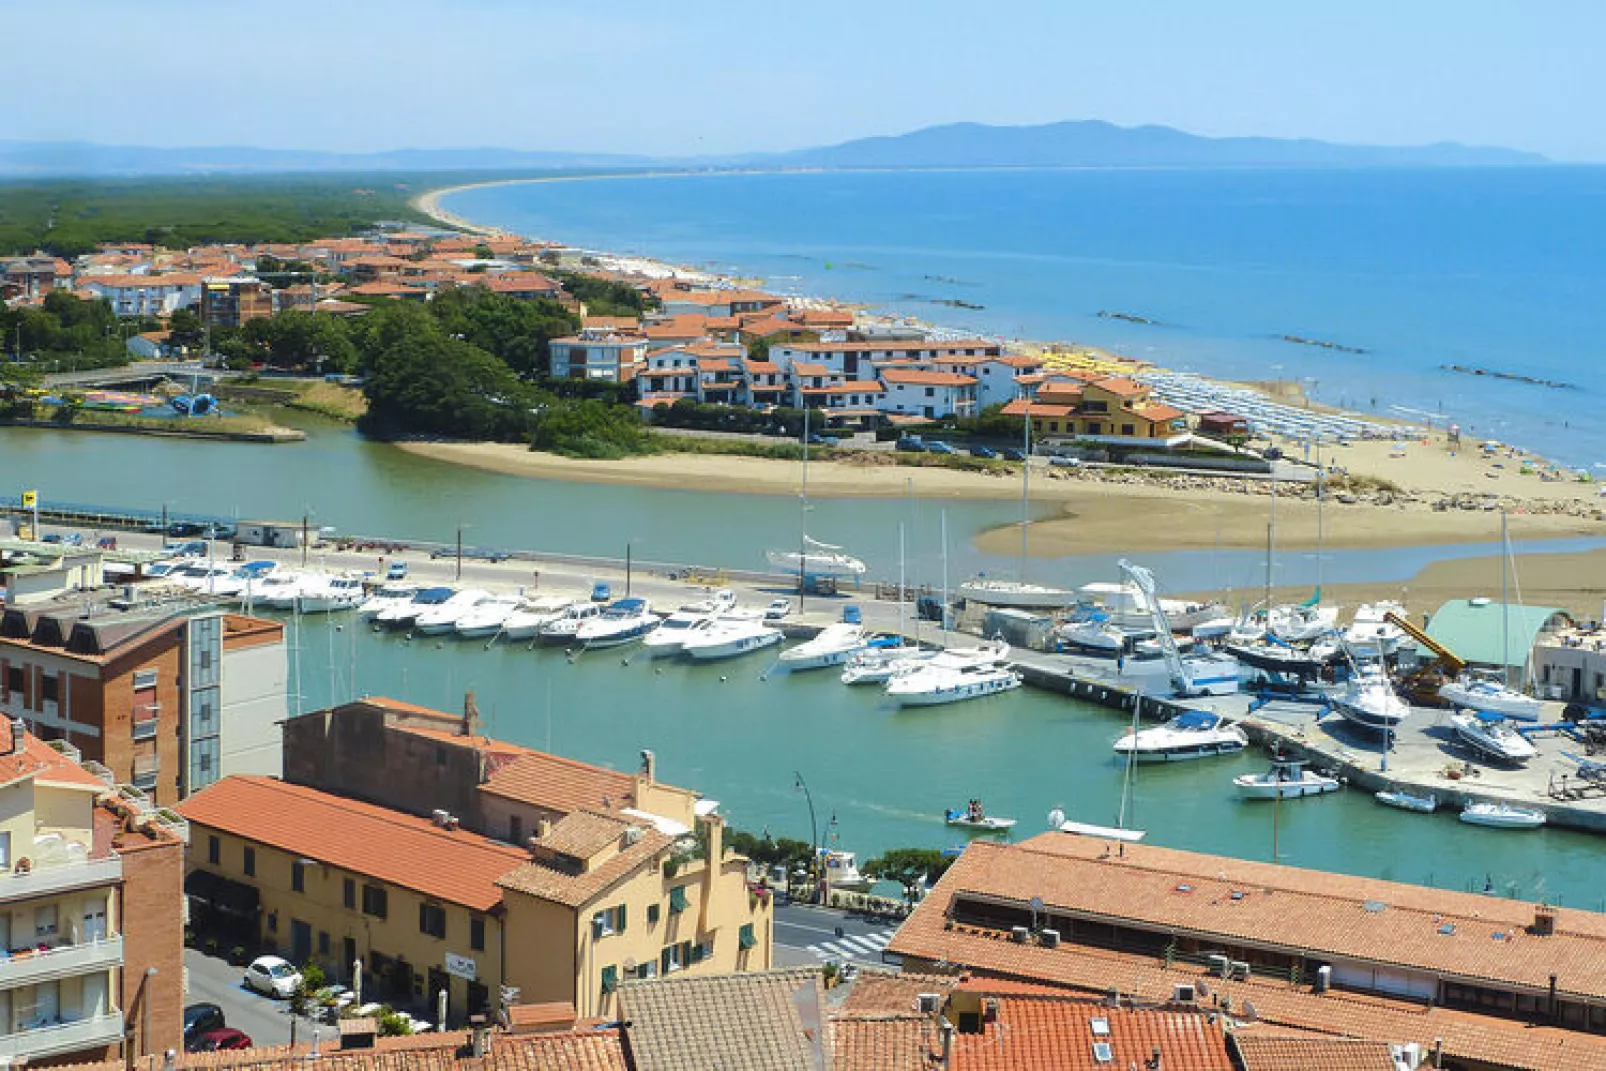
top-left (1439, 684), bottom-right (1543, 722)
top-left (888, 672), bottom-right (1021, 707)
top-left (1234, 777), bottom-right (1340, 800)
top-left (1117, 740), bottom-right (1248, 763)
top-left (1460, 805), bottom-right (1545, 829)
top-left (958, 581), bottom-right (1074, 609)
top-left (683, 630), bottom-right (783, 661)
top-left (1375, 790), bottom-right (1438, 813)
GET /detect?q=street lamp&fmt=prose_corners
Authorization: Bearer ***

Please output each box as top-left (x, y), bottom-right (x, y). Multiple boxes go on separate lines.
top-left (794, 772), bottom-right (818, 903)
top-left (456, 523), bottom-right (473, 581)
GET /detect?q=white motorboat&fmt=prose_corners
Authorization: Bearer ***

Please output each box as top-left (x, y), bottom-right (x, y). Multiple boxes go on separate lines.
top-left (1117, 650), bottom-right (1242, 697)
top-left (376, 586), bottom-right (454, 629)
top-left (1459, 802), bottom-right (1546, 829)
top-left (1327, 663), bottom-right (1411, 733)
top-left (1233, 758), bottom-right (1341, 800)
top-left (1344, 601), bottom-right (1407, 656)
top-left (1058, 616), bottom-right (1131, 654)
top-left (680, 618), bottom-right (784, 661)
top-left (1224, 638), bottom-right (1340, 679)
top-left (779, 623), bottom-right (867, 670)
top-left (254, 570), bottom-right (313, 611)
top-left (413, 589), bottom-right (492, 635)
top-left (453, 593), bottom-right (527, 639)
top-left (766, 536), bottom-right (867, 577)
top-left (1450, 711), bottom-right (1539, 764)
top-left (171, 562), bottom-right (238, 595)
top-left (641, 591), bottom-right (738, 655)
top-left (498, 594), bottom-right (574, 641)
top-left (296, 574), bottom-right (366, 614)
top-left (944, 807), bottom-right (1017, 831)
top-left (885, 661), bottom-right (1022, 707)
top-left (1190, 616), bottom-right (1236, 641)
top-left (1075, 581), bottom-right (1226, 632)
top-left (1375, 790), bottom-right (1438, 813)
top-left (1112, 710), bottom-right (1249, 763)
top-left (957, 578), bottom-right (1075, 609)
top-left (1267, 603), bottom-right (1340, 643)
top-left (840, 646), bottom-right (935, 685)
top-left (358, 582), bottom-right (419, 619)
top-left (820, 849), bottom-right (870, 890)
top-left (1438, 675), bottom-right (1543, 722)
top-left (537, 601), bottom-right (603, 645)
top-left (576, 598), bottom-right (660, 648)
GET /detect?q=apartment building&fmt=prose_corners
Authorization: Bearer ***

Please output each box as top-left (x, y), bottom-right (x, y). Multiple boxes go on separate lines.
top-left (547, 330), bottom-right (649, 382)
top-left (878, 368), bottom-right (979, 420)
top-left (1003, 375), bottom-right (1188, 443)
top-left (199, 277), bottom-right (273, 328)
top-left (0, 721), bottom-right (184, 1065)
top-left (0, 607), bottom-right (287, 805)
top-left (75, 275), bottom-right (201, 318)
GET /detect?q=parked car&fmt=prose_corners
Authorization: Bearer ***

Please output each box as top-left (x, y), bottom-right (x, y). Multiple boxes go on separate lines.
top-left (924, 440), bottom-right (956, 455)
top-left (193, 1029), bottom-right (253, 1052)
top-left (841, 604), bottom-right (862, 625)
top-left (895, 437), bottom-right (925, 453)
top-left (806, 433), bottom-right (841, 447)
top-left (243, 955), bottom-right (303, 999)
top-left (386, 561), bottom-right (409, 580)
top-left (1049, 456), bottom-right (1082, 468)
top-left (591, 581), bottom-right (612, 602)
top-left (764, 597), bottom-right (793, 621)
top-left (41, 533), bottom-right (62, 544)
top-left (95, 536), bottom-right (119, 550)
top-left (968, 444), bottom-right (998, 459)
top-left (165, 540), bottom-right (208, 557)
top-left (184, 1003), bottom-right (225, 1048)
top-left (1001, 448), bottom-right (1027, 461)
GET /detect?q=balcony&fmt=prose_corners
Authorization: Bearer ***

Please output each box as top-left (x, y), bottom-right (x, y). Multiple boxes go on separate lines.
top-left (0, 937), bottom-right (123, 988)
top-left (0, 856), bottom-right (122, 901)
top-left (0, 1012), bottom-right (126, 1060)
top-left (132, 719), bottom-right (158, 742)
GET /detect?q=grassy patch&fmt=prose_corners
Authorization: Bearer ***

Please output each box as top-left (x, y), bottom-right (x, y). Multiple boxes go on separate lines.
top-left (281, 380), bottom-right (369, 422)
top-left (649, 434), bottom-right (813, 462)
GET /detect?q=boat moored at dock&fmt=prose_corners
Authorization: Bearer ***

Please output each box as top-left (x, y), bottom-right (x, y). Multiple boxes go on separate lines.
top-left (1112, 709), bottom-right (1249, 763)
top-left (576, 598), bottom-right (660, 648)
top-left (1460, 802), bottom-right (1546, 829)
top-left (779, 622), bottom-right (867, 670)
top-left (1234, 758), bottom-right (1341, 800)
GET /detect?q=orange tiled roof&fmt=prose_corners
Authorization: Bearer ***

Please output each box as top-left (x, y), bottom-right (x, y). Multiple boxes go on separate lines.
top-left (1229, 1032), bottom-right (1399, 1071)
top-left (618, 969), bottom-right (830, 1070)
top-left (1090, 376), bottom-right (1146, 396)
top-left (789, 361), bottom-right (832, 377)
top-left (1000, 399), bottom-right (1076, 418)
top-left (1138, 403), bottom-right (1186, 422)
top-left (777, 339), bottom-right (1000, 355)
top-left (951, 995), bottom-right (1233, 1071)
top-left (880, 369), bottom-right (977, 387)
top-left (178, 777), bottom-right (527, 911)
top-left (479, 750), bottom-right (637, 815)
top-left (497, 825), bottom-right (671, 908)
top-left (832, 1017), bottom-right (937, 1070)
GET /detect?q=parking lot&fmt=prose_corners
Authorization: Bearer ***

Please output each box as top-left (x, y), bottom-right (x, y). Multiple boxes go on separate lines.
top-left (185, 949), bottom-right (326, 1051)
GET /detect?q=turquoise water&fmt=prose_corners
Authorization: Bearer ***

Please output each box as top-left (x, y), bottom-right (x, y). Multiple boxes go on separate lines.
top-left (446, 167), bottom-right (1606, 468)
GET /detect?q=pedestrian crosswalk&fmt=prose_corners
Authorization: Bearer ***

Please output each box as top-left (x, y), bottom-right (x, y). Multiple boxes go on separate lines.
top-left (805, 930), bottom-right (893, 964)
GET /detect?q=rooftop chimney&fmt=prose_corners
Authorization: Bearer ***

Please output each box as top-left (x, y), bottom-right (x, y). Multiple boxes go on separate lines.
top-left (10, 719), bottom-right (23, 755)
top-left (640, 749), bottom-right (656, 783)
top-left (470, 1015), bottom-right (489, 1058)
top-left (1533, 906), bottom-right (1557, 936)
top-left (462, 691), bottom-right (480, 737)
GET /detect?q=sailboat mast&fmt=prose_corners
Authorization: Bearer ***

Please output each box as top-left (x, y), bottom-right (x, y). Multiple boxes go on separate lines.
top-left (798, 406), bottom-right (809, 609)
top-left (940, 510), bottom-right (949, 641)
top-left (1501, 509), bottom-right (1510, 686)
top-left (1020, 405), bottom-right (1030, 581)
top-left (1265, 476), bottom-right (1277, 615)
top-left (1315, 441), bottom-right (1324, 602)
top-left (898, 523), bottom-right (906, 646)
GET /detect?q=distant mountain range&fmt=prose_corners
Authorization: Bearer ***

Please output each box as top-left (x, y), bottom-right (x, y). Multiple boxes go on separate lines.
top-left (0, 120), bottom-right (1546, 177)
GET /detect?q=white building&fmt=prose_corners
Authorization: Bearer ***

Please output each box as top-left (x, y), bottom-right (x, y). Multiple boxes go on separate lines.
top-left (878, 368), bottom-right (979, 420)
top-left (549, 330), bottom-right (650, 382)
top-left (76, 275), bottom-right (200, 318)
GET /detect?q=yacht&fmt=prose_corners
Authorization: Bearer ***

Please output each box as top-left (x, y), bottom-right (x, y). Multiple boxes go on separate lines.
top-left (1343, 601), bottom-right (1407, 656)
top-left (171, 562), bottom-right (237, 595)
top-left (957, 578), bottom-right (1074, 610)
top-left (1112, 710), bottom-right (1249, 763)
top-left (1075, 581), bottom-right (1226, 632)
top-left (297, 574), bottom-right (366, 614)
top-left (454, 593), bottom-right (527, 639)
top-left (1058, 615), bottom-right (1133, 654)
top-left (499, 594), bottom-right (575, 641)
top-left (254, 570), bottom-right (312, 611)
top-left (779, 623), bottom-right (867, 670)
top-left (1438, 674), bottom-right (1543, 722)
top-left (820, 849), bottom-right (870, 891)
top-left (1223, 638), bottom-right (1340, 679)
top-left (1450, 711), bottom-right (1539, 764)
top-left (358, 582), bottom-right (419, 619)
top-left (412, 589), bottom-right (490, 635)
top-left (1233, 758), bottom-right (1341, 800)
top-left (641, 591), bottom-right (739, 656)
top-left (885, 661), bottom-right (1022, 707)
top-left (1328, 663), bottom-right (1411, 733)
top-left (376, 586), bottom-right (454, 629)
top-left (766, 537), bottom-right (866, 577)
top-left (681, 618), bottom-right (784, 661)
top-left (1374, 789), bottom-right (1438, 813)
top-left (840, 645), bottom-right (935, 685)
top-left (537, 602), bottom-right (603, 646)
top-left (1459, 802), bottom-right (1546, 829)
top-left (1266, 603), bottom-right (1339, 643)
top-left (576, 598), bottom-right (660, 648)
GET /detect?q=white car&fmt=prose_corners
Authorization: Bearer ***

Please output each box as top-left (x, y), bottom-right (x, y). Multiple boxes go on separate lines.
top-left (243, 955), bottom-right (302, 999)
top-left (764, 598), bottom-right (793, 621)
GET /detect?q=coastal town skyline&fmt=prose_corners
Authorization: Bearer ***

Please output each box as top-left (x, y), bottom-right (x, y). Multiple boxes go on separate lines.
top-left (7, 0), bottom-right (1603, 161)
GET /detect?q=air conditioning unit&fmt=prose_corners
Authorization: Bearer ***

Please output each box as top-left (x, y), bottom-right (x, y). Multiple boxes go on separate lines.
top-left (917, 993), bottom-right (942, 1015)
top-left (983, 998), bottom-right (999, 1022)
top-left (1010, 925), bottom-right (1030, 944)
top-left (1230, 961), bottom-right (1251, 980)
top-left (1315, 965), bottom-right (1332, 994)
top-left (1039, 928), bottom-right (1061, 949)
top-left (1172, 983), bottom-right (1197, 1004)
top-left (1207, 954), bottom-right (1231, 978)
top-left (432, 809), bottom-right (450, 826)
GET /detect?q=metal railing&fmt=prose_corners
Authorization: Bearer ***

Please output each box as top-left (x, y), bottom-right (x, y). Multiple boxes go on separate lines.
top-left (0, 1012), bottom-right (126, 1060)
top-left (0, 937), bottom-right (123, 989)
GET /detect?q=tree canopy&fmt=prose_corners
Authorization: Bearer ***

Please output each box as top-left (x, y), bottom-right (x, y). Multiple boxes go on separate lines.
top-left (863, 848), bottom-right (955, 903)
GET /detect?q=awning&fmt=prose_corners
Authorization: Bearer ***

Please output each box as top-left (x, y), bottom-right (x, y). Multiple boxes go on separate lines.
top-left (185, 869), bottom-right (260, 917)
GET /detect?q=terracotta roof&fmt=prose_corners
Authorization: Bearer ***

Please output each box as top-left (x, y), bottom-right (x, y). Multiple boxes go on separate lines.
top-left (581, 316), bottom-right (640, 331)
top-left (744, 360), bottom-right (783, 374)
top-left (479, 751), bottom-right (637, 815)
top-left (1137, 403), bottom-right (1186, 422)
top-left (880, 369), bottom-right (977, 387)
top-left (642, 315), bottom-right (710, 338)
top-left (1090, 376), bottom-right (1146, 396)
top-left (497, 825), bottom-right (672, 909)
top-left (789, 361), bottom-right (833, 377)
top-left (178, 777), bottom-right (527, 911)
top-left (696, 358), bottom-right (737, 373)
top-left (839, 970), bottom-right (957, 1017)
top-left (777, 339), bottom-right (1000, 355)
top-left (533, 809), bottom-right (633, 860)
top-left (832, 1017), bottom-right (937, 1070)
top-left (618, 968), bottom-right (831, 1071)
top-left (951, 995), bottom-right (1233, 1071)
top-left (78, 273), bottom-right (201, 289)
top-left (1000, 399), bottom-right (1076, 418)
top-left (479, 273), bottom-right (561, 293)
top-left (1230, 1032), bottom-right (1398, 1071)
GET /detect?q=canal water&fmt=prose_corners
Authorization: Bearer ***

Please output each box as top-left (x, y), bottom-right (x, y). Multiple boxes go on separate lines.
top-left (8, 419), bottom-right (1606, 908)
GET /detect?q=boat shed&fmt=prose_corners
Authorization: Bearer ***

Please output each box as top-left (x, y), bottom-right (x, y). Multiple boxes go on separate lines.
top-left (1424, 598), bottom-right (1574, 672)
top-left (234, 520), bottom-right (307, 549)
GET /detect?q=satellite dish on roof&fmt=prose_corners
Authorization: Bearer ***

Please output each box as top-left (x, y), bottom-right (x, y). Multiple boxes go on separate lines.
top-left (1240, 1000), bottom-right (1260, 1022)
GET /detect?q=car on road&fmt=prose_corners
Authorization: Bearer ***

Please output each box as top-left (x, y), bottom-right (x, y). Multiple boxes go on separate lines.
top-left (1048, 456), bottom-right (1081, 468)
top-left (806, 433), bottom-right (841, 447)
top-left (894, 437), bottom-right (925, 452)
top-left (591, 581), bottom-right (612, 602)
top-left (193, 1028), bottom-right (254, 1052)
top-left (165, 540), bottom-right (209, 557)
top-left (924, 440), bottom-right (956, 455)
top-left (429, 546), bottom-right (510, 563)
top-left (243, 955), bottom-right (302, 999)
top-left (764, 597), bottom-right (792, 621)
top-left (184, 1003), bottom-right (225, 1048)
top-left (386, 561), bottom-right (409, 580)
top-left (968, 444), bottom-right (997, 459)
top-left (1001, 448), bottom-right (1027, 461)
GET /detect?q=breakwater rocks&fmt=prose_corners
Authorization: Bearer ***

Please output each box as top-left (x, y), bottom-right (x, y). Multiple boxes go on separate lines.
top-left (1098, 310), bottom-right (1162, 326)
top-left (1441, 364), bottom-right (1578, 391)
top-left (1281, 334), bottom-right (1367, 355)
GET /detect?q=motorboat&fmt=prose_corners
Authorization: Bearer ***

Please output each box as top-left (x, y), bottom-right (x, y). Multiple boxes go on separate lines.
top-left (375, 586), bottom-right (454, 629)
top-left (885, 661), bottom-right (1022, 707)
top-left (957, 578), bottom-right (1074, 609)
top-left (1058, 616), bottom-right (1131, 654)
top-left (1224, 638), bottom-right (1340, 679)
top-left (1074, 581), bottom-right (1226, 632)
top-left (1116, 650), bottom-right (1242, 698)
top-left (1266, 603), bottom-right (1339, 643)
top-left (296, 574), bottom-right (366, 614)
top-left (840, 645), bottom-right (935, 685)
top-left (641, 591), bottom-right (739, 655)
top-left (944, 807), bottom-right (1017, 832)
top-left (358, 582), bottom-right (419, 619)
top-left (1327, 663), bottom-right (1411, 733)
top-left (680, 618), bottom-right (784, 661)
top-left (254, 570), bottom-right (312, 611)
top-left (412, 589), bottom-right (491, 635)
top-left (1112, 710), bottom-right (1249, 763)
top-left (779, 623), bottom-right (867, 670)
top-left (453, 593), bottom-right (527, 639)
top-left (1450, 711), bottom-right (1539, 764)
top-left (1233, 758), bottom-right (1341, 800)
top-left (1438, 675), bottom-right (1543, 722)
top-left (1135, 634), bottom-right (1196, 658)
top-left (576, 598), bottom-right (660, 648)
top-left (1375, 789), bottom-right (1438, 813)
top-left (1344, 601), bottom-right (1407, 656)
top-left (766, 536), bottom-right (867, 577)
top-left (1190, 616), bottom-right (1236, 641)
top-left (820, 849), bottom-right (870, 890)
top-left (498, 594), bottom-right (574, 641)
top-left (170, 562), bottom-right (238, 596)
top-left (1459, 802), bottom-right (1546, 829)
top-left (536, 601), bottom-right (603, 645)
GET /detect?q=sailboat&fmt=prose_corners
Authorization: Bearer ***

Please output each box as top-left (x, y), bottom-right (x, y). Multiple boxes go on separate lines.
top-left (1436, 511), bottom-right (1542, 720)
top-left (764, 408), bottom-right (866, 577)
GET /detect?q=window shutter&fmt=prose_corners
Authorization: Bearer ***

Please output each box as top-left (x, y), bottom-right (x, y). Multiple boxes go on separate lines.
top-left (600, 965), bottom-right (618, 994)
top-left (680, 941), bottom-right (692, 968)
top-left (592, 915), bottom-right (605, 940)
top-left (739, 924), bottom-right (757, 950)
top-left (660, 947), bottom-right (671, 975)
top-left (647, 904), bottom-right (660, 924)
top-left (617, 904), bottom-right (627, 933)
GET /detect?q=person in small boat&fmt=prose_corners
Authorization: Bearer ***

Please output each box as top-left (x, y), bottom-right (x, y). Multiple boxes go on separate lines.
top-left (966, 799), bottom-right (984, 822)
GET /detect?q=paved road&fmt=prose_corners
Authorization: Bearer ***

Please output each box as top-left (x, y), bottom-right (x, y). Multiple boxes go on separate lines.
top-left (184, 949), bottom-right (329, 1051)
top-left (772, 903), bottom-right (902, 969)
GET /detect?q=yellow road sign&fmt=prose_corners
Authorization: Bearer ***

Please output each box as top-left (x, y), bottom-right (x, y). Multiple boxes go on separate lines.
top-left (21, 490), bottom-right (37, 508)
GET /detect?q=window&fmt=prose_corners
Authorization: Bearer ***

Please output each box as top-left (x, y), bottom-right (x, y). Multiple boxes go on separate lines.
top-left (669, 886), bottom-right (689, 914)
top-left (1121, 424), bottom-right (1135, 437)
top-left (343, 878), bottom-right (356, 910)
top-left (362, 884), bottom-right (388, 919)
top-left (318, 931), bottom-right (330, 956)
top-left (693, 938), bottom-right (713, 963)
top-left (34, 903), bottom-right (58, 938)
top-left (292, 861), bottom-right (305, 893)
top-left (41, 675), bottom-right (57, 703)
top-left (419, 903), bottom-right (447, 940)
top-left (739, 923), bottom-right (757, 950)
top-left (1088, 423), bottom-right (1102, 436)
top-left (133, 669), bottom-right (158, 690)
top-left (925, 387), bottom-right (935, 398)
top-left (591, 904), bottom-right (627, 938)
top-left (4, 668), bottom-right (20, 694)
top-left (436, 746), bottom-right (447, 767)
top-left (508, 815), bottom-right (522, 844)
top-left (647, 904), bottom-right (661, 924)
top-left (266, 911), bottom-right (277, 933)
top-left (661, 942), bottom-right (685, 974)
top-left (208, 836), bottom-right (220, 865)
top-left (243, 846), bottom-right (256, 877)
top-left (600, 965), bottom-right (618, 994)
top-left (470, 917), bottom-right (486, 952)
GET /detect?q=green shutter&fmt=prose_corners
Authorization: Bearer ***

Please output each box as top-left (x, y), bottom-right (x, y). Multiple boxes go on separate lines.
top-left (660, 947), bottom-right (672, 974)
top-left (739, 924), bottom-right (756, 950)
top-left (617, 904), bottom-right (627, 933)
top-left (600, 965), bottom-right (617, 994)
top-left (592, 914), bottom-right (606, 939)
top-left (647, 904), bottom-right (661, 924)
top-left (669, 885), bottom-right (688, 913)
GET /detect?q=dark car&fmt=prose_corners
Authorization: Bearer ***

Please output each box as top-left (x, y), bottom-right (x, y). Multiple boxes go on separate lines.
top-left (806, 433), bottom-right (840, 447)
top-left (968, 444), bottom-right (998, 459)
top-left (184, 1003), bottom-right (225, 1048)
top-left (1001, 448), bottom-right (1027, 461)
top-left (166, 522), bottom-right (207, 538)
top-left (924, 440), bottom-right (956, 455)
top-left (895, 438), bottom-right (925, 452)
top-left (193, 1028), bottom-right (253, 1052)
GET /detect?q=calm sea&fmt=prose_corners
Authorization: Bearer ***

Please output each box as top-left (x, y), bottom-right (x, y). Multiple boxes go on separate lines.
top-left (445, 167), bottom-right (1606, 467)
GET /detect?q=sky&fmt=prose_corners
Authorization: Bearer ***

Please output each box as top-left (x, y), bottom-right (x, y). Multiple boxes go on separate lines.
top-left (6, 0), bottom-right (1601, 161)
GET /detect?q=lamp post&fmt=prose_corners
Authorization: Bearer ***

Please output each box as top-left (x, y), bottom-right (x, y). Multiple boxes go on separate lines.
top-left (794, 771), bottom-right (818, 904)
top-left (456, 523), bottom-right (473, 582)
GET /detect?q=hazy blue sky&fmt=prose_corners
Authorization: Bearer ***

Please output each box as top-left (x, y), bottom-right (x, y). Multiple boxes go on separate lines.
top-left (8, 0), bottom-right (1599, 160)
